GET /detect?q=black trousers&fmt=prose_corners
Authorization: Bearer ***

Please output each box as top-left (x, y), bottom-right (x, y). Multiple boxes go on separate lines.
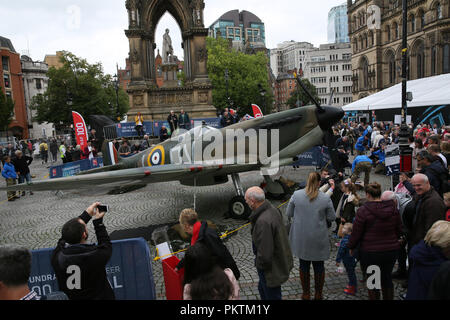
top-left (360, 249), bottom-right (398, 289)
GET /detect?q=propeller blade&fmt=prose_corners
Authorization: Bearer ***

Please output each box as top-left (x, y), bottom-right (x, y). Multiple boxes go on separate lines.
top-left (293, 72), bottom-right (324, 113)
top-left (328, 88), bottom-right (335, 106)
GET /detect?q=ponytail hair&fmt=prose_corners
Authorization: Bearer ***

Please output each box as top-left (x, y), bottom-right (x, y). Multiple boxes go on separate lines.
top-left (305, 172), bottom-right (321, 202)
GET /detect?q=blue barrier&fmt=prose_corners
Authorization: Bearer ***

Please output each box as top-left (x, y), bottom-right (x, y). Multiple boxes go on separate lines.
top-left (113, 118), bottom-right (222, 138)
top-left (49, 157), bottom-right (104, 179)
top-left (28, 238), bottom-right (156, 300)
top-left (292, 146), bottom-right (332, 168)
top-left (116, 121), bottom-right (153, 137)
top-left (153, 120), bottom-right (172, 137)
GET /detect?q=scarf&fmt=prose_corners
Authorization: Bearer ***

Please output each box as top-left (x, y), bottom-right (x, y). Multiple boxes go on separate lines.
top-left (190, 221), bottom-right (202, 246)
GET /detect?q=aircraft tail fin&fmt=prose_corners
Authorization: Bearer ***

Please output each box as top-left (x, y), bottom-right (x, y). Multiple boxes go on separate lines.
top-left (101, 141), bottom-right (120, 166)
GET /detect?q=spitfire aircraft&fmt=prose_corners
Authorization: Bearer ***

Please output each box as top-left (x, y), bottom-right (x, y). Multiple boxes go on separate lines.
top-left (2, 75), bottom-right (344, 219)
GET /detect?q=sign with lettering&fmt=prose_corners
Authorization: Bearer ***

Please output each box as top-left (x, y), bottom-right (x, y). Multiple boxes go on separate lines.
top-left (28, 238), bottom-right (156, 300)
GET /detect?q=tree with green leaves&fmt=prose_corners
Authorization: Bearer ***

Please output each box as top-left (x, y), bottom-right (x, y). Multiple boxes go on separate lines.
top-left (31, 51), bottom-right (129, 130)
top-left (0, 87), bottom-right (15, 135)
top-left (287, 78), bottom-right (320, 109)
top-left (206, 37), bottom-right (273, 117)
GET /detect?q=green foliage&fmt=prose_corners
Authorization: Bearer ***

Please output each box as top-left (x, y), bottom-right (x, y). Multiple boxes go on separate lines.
top-left (31, 51), bottom-right (129, 129)
top-left (0, 87), bottom-right (15, 132)
top-left (206, 37), bottom-right (273, 116)
top-left (287, 78), bottom-right (320, 109)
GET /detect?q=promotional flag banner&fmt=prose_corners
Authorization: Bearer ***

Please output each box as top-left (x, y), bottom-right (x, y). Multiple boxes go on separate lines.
top-left (72, 111), bottom-right (89, 151)
top-left (252, 104), bottom-right (263, 118)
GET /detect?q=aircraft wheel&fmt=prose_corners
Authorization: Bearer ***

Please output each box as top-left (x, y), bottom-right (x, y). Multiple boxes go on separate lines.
top-left (229, 196), bottom-right (251, 220)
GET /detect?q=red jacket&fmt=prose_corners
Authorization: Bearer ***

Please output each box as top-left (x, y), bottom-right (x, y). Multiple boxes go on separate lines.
top-left (347, 200), bottom-right (402, 253)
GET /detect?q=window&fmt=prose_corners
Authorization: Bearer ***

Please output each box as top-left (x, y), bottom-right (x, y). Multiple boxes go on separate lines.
top-left (35, 79), bottom-right (42, 90)
top-left (389, 54), bottom-right (396, 84)
top-left (3, 74), bottom-right (10, 88)
top-left (386, 25), bottom-right (391, 42)
top-left (411, 14), bottom-right (415, 33)
top-left (431, 46), bottom-right (437, 76)
top-left (2, 56), bottom-right (9, 71)
top-left (443, 44), bottom-right (450, 74)
top-left (437, 3), bottom-right (442, 19)
top-left (421, 11), bottom-right (425, 28)
top-left (394, 23), bottom-right (399, 39)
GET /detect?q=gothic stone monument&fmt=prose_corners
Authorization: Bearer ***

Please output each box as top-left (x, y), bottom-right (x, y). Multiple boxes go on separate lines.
top-left (125, 0), bottom-right (217, 121)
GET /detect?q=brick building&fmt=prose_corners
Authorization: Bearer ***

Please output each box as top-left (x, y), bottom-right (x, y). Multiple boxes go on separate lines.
top-left (0, 36), bottom-right (28, 139)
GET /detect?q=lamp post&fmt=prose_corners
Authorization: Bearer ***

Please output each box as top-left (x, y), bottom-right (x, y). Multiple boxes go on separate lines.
top-left (113, 73), bottom-right (120, 122)
top-left (399, 0), bottom-right (413, 173)
top-left (225, 68), bottom-right (231, 110)
top-left (258, 84), bottom-right (267, 114)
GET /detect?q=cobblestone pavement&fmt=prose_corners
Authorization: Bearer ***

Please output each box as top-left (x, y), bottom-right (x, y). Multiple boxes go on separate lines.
top-left (0, 156), bottom-right (407, 300)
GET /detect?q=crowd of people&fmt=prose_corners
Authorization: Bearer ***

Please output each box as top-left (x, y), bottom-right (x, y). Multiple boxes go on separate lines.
top-left (1, 119), bottom-right (449, 301)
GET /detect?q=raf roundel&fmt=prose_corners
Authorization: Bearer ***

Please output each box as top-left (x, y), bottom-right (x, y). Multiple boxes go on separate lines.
top-left (147, 146), bottom-right (165, 166)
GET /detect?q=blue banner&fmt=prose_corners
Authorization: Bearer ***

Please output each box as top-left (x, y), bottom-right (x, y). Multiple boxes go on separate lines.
top-left (28, 238), bottom-right (156, 300)
top-left (49, 157), bottom-right (104, 179)
top-left (292, 146), bottom-right (331, 168)
top-left (153, 121), bottom-right (172, 137)
top-left (116, 121), bottom-right (153, 138)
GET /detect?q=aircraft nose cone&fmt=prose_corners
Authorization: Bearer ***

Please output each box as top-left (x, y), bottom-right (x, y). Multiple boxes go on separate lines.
top-left (317, 106), bottom-right (344, 131)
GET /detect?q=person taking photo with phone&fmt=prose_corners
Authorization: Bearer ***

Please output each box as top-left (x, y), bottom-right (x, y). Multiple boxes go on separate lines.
top-left (51, 202), bottom-right (115, 300)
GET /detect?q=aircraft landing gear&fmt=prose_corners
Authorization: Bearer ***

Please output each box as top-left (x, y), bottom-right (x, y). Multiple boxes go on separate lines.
top-left (263, 175), bottom-right (290, 200)
top-left (228, 173), bottom-right (251, 220)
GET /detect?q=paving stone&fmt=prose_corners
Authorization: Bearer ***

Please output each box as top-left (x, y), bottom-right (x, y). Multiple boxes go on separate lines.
top-left (0, 158), bottom-right (406, 300)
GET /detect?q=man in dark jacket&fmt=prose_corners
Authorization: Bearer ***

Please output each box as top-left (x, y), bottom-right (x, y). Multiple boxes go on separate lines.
top-left (167, 110), bottom-right (178, 135)
top-left (49, 139), bottom-right (58, 163)
top-left (175, 209), bottom-right (240, 280)
top-left (407, 174), bottom-right (446, 247)
top-left (245, 187), bottom-right (293, 300)
top-left (51, 202), bottom-right (114, 300)
top-left (12, 150), bottom-right (33, 196)
top-left (416, 151), bottom-right (447, 196)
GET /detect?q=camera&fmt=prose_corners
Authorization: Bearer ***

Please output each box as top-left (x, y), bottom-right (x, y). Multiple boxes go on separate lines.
top-left (97, 204), bottom-right (108, 213)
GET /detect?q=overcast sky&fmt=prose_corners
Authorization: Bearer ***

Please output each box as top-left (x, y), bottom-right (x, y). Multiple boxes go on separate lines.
top-left (1, 0), bottom-right (346, 75)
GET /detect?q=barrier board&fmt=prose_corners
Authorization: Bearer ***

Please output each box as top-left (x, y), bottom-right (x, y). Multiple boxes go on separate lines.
top-left (28, 238), bottom-right (156, 300)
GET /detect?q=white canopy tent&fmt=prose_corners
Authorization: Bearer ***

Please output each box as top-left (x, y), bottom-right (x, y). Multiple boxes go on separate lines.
top-left (343, 73), bottom-right (450, 111)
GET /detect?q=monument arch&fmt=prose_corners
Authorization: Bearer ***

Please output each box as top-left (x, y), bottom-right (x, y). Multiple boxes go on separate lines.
top-left (124, 0), bottom-right (216, 121)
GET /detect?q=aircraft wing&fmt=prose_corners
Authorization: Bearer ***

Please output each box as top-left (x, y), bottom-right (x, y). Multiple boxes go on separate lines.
top-left (0, 162), bottom-right (260, 192)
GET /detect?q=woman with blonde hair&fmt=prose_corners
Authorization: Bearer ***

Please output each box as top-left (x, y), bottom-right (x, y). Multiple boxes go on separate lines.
top-left (335, 179), bottom-right (360, 237)
top-left (286, 172), bottom-right (336, 300)
top-left (406, 220), bottom-right (450, 300)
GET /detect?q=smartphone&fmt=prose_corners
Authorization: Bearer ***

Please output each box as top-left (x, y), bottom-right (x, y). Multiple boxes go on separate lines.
top-left (97, 204), bottom-right (108, 213)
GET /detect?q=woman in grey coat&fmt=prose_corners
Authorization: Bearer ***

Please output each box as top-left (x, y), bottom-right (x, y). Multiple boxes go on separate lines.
top-left (286, 172), bottom-right (336, 300)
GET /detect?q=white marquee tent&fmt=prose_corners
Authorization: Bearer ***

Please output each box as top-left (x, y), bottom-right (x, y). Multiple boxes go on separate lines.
top-left (343, 73), bottom-right (450, 111)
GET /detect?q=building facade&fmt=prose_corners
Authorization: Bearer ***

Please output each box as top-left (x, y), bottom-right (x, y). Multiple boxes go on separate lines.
top-left (0, 36), bottom-right (28, 139)
top-left (274, 71), bottom-right (298, 111)
top-left (209, 10), bottom-right (266, 49)
top-left (348, 0), bottom-right (450, 101)
top-left (269, 41), bottom-right (315, 78)
top-left (328, 3), bottom-right (351, 43)
top-left (44, 51), bottom-right (64, 69)
top-left (304, 43), bottom-right (353, 107)
top-left (21, 55), bottom-right (55, 139)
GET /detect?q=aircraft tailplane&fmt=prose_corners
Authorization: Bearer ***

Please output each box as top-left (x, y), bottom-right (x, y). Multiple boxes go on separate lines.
top-left (101, 140), bottom-right (120, 166)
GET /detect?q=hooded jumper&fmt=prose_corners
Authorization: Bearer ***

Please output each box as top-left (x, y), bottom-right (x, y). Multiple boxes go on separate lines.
top-left (347, 200), bottom-right (402, 252)
top-left (406, 240), bottom-right (448, 300)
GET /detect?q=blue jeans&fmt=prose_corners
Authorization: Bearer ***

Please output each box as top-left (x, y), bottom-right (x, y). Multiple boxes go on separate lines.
top-left (343, 259), bottom-right (357, 287)
top-left (18, 172), bottom-right (32, 184)
top-left (257, 268), bottom-right (282, 300)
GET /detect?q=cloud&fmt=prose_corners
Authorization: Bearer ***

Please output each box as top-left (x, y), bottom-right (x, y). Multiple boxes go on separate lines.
top-left (1, 0), bottom-right (346, 75)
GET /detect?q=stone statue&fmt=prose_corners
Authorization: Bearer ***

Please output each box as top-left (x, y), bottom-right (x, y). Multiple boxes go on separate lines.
top-left (162, 28), bottom-right (173, 63)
